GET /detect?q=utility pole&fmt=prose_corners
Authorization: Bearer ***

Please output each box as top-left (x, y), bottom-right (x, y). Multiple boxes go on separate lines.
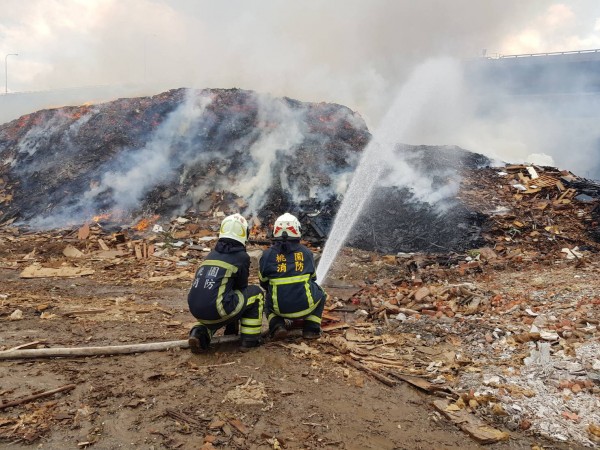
top-left (5, 53), bottom-right (18, 93)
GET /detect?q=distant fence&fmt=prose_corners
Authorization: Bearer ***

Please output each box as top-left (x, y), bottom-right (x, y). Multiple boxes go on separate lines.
top-left (497, 49), bottom-right (600, 59)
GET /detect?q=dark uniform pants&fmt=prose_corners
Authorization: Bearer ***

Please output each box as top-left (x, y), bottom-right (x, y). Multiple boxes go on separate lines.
top-left (266, 294), bottom-right (326, 333)
top-left (192, 285), bottom-right (264, 341)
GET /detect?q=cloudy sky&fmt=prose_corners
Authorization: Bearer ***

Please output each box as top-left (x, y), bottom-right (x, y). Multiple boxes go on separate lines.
top-left (1, 1), bottom-right (599, 119)
top-left (2, 1), bottom-right (600, 175)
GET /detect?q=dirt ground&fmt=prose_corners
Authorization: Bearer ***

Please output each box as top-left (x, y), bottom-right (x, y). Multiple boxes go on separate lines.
top-left (1, 236), bottom-right (595, 449)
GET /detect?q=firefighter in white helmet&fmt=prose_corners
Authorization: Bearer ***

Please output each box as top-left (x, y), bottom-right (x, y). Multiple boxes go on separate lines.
top-left (259, 213), bottom-right (327, 339)
top-left (187, 213), bottom-right (264, 352)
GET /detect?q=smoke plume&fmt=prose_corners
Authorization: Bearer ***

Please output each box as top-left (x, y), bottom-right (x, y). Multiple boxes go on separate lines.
top-left (0, 88), bottom-right (366, 228)
top-left (2, 1), bottom-right (600, 192)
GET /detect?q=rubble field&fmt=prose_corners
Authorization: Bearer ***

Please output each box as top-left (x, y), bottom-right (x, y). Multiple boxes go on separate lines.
top-left (1, 160), bottom-right (600, 449)
top-left (0, 239), bottom-right (595, 450)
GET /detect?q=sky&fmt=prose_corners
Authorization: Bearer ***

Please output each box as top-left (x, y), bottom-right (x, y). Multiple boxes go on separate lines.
top-left (2, 0), bottom-right (600, 174)
top-left (2, 1), bottom-right (599, 117)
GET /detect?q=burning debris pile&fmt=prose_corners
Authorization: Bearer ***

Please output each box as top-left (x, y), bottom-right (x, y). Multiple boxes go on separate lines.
top-left (0, 87), bottom-right (491, 253)
top-left (0, 88), bottom-right (369, 231)
top-left (1, 88), bottom-right (600, 257)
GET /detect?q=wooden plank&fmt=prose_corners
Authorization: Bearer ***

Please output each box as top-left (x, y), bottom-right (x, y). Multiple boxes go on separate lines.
top-left (321, 323), bottom-right (350, 332)
top-left (349, 354), bottom-right (407, 368)
top-left (147, 272), bottom-right (193, 282)
top-left (388, 372), bottom-right (454, 395)
top-left (558, 188), bottom-right (577, 201)
top-left (229, 418), bottom-right (250, 435)
top-left (0, 384), bottom-right (76, 410)
top-left (20, 265), bottom-right (95, 278)
top-left (97, 239), bottom-right (110, 251)
top-left (63, 309), bottom-right (107, 317)
top-left (4, 341), bottom-right (46, 352)
top-left (77, 224), bottom-right (90, 240)
top-left (321, 312), bottom-right (341, 322)
top-left (532, 176), bottom-right (558, 188)
top-left (344, 357), bottom-right (396, 387)
top-left (433, 399), bottom-right (510, 444)
top-left (390, 373), bottom-right (436, 391)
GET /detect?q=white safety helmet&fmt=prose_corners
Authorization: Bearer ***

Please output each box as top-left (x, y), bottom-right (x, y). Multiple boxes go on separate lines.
top-left (273, 213), bottom-right (301, 240)
top-left (219, 213), bottom-right (249, 245)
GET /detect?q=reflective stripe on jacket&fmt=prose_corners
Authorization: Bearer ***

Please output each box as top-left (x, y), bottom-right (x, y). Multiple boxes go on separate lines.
top-left (187, 239), bottom-right (250, 322)
top-left (259, 241), bottom-right (325, 318)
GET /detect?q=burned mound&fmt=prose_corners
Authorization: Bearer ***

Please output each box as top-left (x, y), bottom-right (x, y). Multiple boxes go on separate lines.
top-left (345, 145), bottom-right (491, 254)
top-left (2, 88), bottom-right (599, 256)
top-left (0, 88), bottom-right (369, 228)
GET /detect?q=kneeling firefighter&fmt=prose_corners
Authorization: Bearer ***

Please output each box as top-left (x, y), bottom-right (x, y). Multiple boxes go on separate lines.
top-left (187, 213), bottom-right (264, 352)
top-left (259, 213), bottom-right (327, 339)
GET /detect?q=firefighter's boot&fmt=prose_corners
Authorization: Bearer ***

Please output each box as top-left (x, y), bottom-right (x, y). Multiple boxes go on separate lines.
top-left (240, 336), bottom-right (262, 350)
top-left (188, 326), bottom-right (211, 354)
top-left (224, 321), bottom-right (239, 336)
top-left (271, 323), bottom-right (288, 340)
top-left (302, 326), bottom-right (321, 340)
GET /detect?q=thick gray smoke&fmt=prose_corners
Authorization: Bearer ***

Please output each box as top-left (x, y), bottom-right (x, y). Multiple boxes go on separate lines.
top-left (2, 1), bottom-right (600, 181)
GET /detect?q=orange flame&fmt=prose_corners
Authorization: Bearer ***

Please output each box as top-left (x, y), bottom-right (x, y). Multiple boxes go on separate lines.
top-left (133, 215), bottom-right (160, 231)
top-left (92, 213), bottom-right (112, 222)
top-left (134, 219), bottom-right (151, 231)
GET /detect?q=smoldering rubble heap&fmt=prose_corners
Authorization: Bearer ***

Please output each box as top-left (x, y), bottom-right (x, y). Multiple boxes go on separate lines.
top-left (2, 87), bottom-right (596, 255)
top-left (0, 87), bottom-right (369, 231)
top-left (347, 145), bottom-right (492, 253)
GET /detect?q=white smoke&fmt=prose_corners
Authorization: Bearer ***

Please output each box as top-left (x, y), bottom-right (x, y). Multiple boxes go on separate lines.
top-left (373, 58), bottom-right (467, 203)
top-left (230, 96), bottom-right (305, 212)
top-left (316, 58), bottom-right (469, 281)
top-left (85, 93), bottom-right (213, 212)
top-left (2, 1), bottom-right (600, 176)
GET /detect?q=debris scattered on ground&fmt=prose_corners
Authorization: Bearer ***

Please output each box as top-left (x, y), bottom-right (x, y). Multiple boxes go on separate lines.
top-left (223, 379), bottom-right (268, 406)
top-left (433, 399), bottom-right (510, 444)
top-left (0, 159), bottom-right (598, 448)
top-left (0, 384), bottom-right (76, 411)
